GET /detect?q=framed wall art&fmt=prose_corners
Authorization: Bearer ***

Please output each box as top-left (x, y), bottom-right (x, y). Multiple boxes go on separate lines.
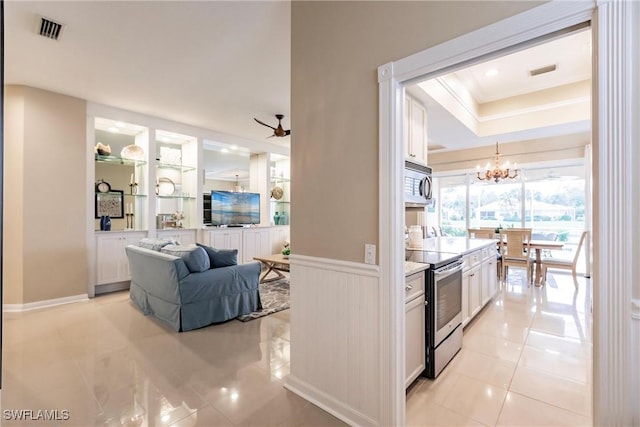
top-left (95, 190), bottom-right (124, 218)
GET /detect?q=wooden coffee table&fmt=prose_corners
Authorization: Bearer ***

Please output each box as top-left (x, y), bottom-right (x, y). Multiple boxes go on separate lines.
top-left (253, 253), bottom-right (290, 283)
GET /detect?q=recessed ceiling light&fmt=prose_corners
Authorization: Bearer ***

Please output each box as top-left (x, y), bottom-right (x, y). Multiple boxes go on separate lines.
top-left (108, 126), bottom-right (118, 133)
top-left (115, 121), bottom-right (125, 128)
top-left (230, 145), bottom-right (238, 150)
top-left (485, 69), bottom-right (499, 77)
top-left (220, 148), bottom-right (229, 153)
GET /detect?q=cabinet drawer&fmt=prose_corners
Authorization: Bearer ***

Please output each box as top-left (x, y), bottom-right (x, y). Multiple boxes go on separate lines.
top-left (405, 271), bottom-right (425, 303)
top-left (466, 250), bottom-right (481, 268)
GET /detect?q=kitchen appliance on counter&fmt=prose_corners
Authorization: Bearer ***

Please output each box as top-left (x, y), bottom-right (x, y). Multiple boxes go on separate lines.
top-left (406, 248), bottom-right (464, 378)
top-left (404, 161), bottom-right (432, 207)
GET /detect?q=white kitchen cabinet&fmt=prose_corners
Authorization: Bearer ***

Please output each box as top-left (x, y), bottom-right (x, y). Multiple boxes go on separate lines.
top-left (243, 228), bottom-right (272, 263)
top-left (462, 269), bottom-right (470, 327)
top-left (96, 231), bottom-right (146, 285)
top-left (270, 226), bottom-right (290, 255)
top-left (468, 264), bottom-right (482, 318)
top-left (404, 94), bottom-right (428, 165)
top-left (157, 229), bottom-right (196, 245)
top-left (201, 229), bottom-right (243, 261)
top-left (405, 271), bottom-right (426, 388)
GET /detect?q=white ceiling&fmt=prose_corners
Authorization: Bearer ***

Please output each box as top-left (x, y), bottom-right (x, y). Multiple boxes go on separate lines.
top-left (5, 1), bottom-right (292, 150)
top-left (6, 2), bottom-right (591, 161)
top-left (408, 28), bottom-right (592, 152)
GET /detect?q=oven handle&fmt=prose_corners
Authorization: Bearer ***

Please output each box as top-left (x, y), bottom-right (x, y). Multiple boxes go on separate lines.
top-left (433, 262), bottom-right (463, 279)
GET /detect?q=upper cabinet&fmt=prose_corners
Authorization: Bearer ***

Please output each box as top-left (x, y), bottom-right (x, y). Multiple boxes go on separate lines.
top-left (404, 94), bottom-right (428, 166)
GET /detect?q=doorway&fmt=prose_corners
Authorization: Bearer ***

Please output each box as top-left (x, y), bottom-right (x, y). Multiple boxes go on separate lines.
top-left (378, 1), bottom-right (639, 425)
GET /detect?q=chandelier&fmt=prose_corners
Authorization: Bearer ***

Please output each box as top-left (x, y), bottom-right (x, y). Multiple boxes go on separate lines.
top-left (477, 142), bottom-right (519, 183)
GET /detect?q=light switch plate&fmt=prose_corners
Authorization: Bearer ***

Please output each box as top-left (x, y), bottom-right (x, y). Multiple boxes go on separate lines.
top-left (364, 244), bottom-right (376, 265)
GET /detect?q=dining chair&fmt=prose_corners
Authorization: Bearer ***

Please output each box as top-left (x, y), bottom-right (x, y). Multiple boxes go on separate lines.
top-left (467, 228), bottom-right (495, 239)
top-left (541, 231), bottom-right (588, 288)
top-left (500, 228), bottom-right (534, 284)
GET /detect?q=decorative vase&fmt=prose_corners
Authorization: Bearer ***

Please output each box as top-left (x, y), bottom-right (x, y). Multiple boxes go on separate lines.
top-left (274, 212), bottom-right (280, 225)
top-left (280, 211), bottom-right (288, 225)
top-left (103, 215), bottom-right (111, 231)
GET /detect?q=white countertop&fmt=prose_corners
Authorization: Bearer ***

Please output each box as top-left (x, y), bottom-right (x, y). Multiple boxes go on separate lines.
top-left (408, 237), bottom-right (497, 256)
top-left (405, 261), bottom-right (430, 276)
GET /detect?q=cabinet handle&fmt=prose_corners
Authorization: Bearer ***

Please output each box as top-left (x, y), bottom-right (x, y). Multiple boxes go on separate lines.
top-left (405, 284), bottom-right (413, 291)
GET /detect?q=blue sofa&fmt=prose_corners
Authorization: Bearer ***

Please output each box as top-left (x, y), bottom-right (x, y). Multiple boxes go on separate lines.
top-left (125, 241), bottom-right (261, 332)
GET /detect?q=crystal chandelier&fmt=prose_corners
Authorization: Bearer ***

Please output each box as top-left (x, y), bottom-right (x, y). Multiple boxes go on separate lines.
top-left (477, 142), bottom-right (519, 183)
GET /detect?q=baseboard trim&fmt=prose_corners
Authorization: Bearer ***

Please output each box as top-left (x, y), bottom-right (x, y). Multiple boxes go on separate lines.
top-left (285, 375), bottom-right (378, 427)
top-left (3, 294), bottom-right (89, 312)
top-left (95, 281), bottom-right (130, 295)
top-left (290, 253), bottom-right (380, 277)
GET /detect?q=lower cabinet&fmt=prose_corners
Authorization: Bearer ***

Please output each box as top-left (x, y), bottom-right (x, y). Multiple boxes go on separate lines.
top-left (481, 255), bottom-right (498, 305)
top-left (463, 245), bottom-right (499, 327)
top-left (468, 264), bottom-right (482, 318)
top-left (270, 226), bottom-right (290, 254)
top-left (242, 228), bottom-right (272, 263)
top-left (405, 270), bottom-right (426, 388)
top-left (201, 229), bottom-right (244, 261)
top-left (96, 231), bottom-right (147, 285)
top-left (157, 229), bottom-right (197, 245)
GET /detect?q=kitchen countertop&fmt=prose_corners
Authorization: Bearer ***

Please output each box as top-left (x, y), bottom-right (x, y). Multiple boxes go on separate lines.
top-left (408, 237), bottom-right (497, 256)
top-left (405, 261), bottom-right (430, 276)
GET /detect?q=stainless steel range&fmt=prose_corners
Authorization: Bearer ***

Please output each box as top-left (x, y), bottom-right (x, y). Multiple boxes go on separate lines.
top-left (406, 249), bottom-right (464, 378)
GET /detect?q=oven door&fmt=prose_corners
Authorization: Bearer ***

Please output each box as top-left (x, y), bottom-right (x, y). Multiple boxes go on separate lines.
top-left (433, 260), bottom-right (463, 346)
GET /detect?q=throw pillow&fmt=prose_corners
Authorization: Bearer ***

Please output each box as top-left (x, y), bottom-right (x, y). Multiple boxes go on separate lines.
top-left (161, 244), bottom-right (210, 273)
top-left (196, 243), bottom-right (238, 268)
top-left (138, 238), bottom-right (177, 251)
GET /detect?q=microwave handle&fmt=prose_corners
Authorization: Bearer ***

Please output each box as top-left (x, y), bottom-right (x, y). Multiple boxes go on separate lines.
top-left (421, 175), bottom-right (433, 199)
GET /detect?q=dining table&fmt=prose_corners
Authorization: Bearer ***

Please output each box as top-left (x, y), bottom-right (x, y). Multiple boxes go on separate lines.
top-left (527, 240), bottom-right (565, 285)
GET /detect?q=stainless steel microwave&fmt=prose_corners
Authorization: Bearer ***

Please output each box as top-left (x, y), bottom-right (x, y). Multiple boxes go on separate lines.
top-left (405, 161), bottom-right (433, 207)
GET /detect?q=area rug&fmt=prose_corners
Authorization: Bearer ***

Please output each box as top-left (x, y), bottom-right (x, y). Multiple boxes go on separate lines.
top-left (236, 278), bottom-right (290, 322)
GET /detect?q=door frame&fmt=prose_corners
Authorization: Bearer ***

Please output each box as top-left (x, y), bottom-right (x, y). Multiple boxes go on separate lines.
top-left (378, 0), bottom-right (639, 425)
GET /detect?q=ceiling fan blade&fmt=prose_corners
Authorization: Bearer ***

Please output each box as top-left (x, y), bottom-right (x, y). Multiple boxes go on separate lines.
top-left (284, 129), bottom-right (291, 136)
top-left (254, 118), bottom-right (276, 130)
top-left (266, 134), bottom-right (276, 139)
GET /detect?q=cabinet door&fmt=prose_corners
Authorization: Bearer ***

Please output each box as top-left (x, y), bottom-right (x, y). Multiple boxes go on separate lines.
top-left (209, 231), bottom-right (228, 249)
top-left (462, 270), bottom-right (470, 326)
top-left (481, 259), bottom-right (491, 306)
top-left (469, 265), bottom-right (482, 317)
top-left (270, 226), bottom-right (290, 254)
top-left (405, 294), bottom-right (425, 388)
top-left (242, 229), bottom-right (271, 263)
top-left (227, 230), bottom-right (243, 261)
top-left (97, 235), bottom-right (123, 285)
top-left (410, 98), bottom-right (428, 165)
top-left (487, 255), bottom-right (498, 299)
top-left (97, 233), bottom-right (145, 285)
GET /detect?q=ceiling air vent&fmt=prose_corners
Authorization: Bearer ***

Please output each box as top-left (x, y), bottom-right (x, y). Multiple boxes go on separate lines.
top-left (529, 64), bottom-right (557, 77)
top-left (35, 16), bottom-right (65, 40)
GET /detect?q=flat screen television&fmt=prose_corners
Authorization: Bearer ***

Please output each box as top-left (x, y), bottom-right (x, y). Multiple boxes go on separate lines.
top-left (211, 190), bottom-right (260, 226)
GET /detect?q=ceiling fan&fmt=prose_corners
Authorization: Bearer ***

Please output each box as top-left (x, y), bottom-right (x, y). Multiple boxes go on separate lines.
top-left (254, 114), bottom-right (291, 138)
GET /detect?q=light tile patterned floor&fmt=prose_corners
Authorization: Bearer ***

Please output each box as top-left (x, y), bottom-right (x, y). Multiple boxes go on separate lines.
top-left (406, 269), bottom-right (593, 427)
top-left (2, 269), bottom-right (591, 426)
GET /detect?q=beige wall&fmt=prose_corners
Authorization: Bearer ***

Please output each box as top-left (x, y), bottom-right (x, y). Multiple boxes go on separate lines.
top-left (429, 133), bottom-right (590, 173)
top-left (4, 86), bottom-right (88, 304)
top-left (291, 1), bottom-right (543, 262)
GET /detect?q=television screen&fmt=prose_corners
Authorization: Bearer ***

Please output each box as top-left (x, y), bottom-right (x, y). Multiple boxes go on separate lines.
top-left (211, 191), bottom-right (260, 226)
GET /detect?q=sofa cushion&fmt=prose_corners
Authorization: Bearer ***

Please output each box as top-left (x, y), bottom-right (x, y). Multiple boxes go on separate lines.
top-left (138, 238), bottom-right (177, 251)
top-left (197, 243), bottom-right (238, 268)
top-left (161, 244), bottom-right (210, 273)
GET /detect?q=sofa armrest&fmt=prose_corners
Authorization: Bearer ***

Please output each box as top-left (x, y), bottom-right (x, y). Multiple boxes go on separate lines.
top-left (125, 245), bottom-right (190, 303)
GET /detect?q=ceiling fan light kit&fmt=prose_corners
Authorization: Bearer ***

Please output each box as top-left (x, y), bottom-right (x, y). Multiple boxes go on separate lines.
top-left (477, 141), bottom-right (519, 183)
top-left (254, 114), bottom-right (291, 138)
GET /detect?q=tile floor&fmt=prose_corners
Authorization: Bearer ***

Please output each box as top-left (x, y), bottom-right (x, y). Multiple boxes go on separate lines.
top-left (1, 291), bottom-right (345, 426)
top-left (2, 269), bottom-right (591, 427)
top-left (406, 269), bottom-right (593, 427)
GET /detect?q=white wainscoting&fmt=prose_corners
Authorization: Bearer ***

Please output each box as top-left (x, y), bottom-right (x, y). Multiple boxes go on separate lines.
top-left (285, 254), bottom-right (381, 427)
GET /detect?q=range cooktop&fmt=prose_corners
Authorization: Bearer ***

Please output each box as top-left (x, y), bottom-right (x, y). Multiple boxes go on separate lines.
top-left (405, 248), bottom-right (461, 269)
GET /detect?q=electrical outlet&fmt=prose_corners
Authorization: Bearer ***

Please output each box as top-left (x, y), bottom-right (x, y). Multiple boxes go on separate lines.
top-left (364, 244), bottom-right (376, 265)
